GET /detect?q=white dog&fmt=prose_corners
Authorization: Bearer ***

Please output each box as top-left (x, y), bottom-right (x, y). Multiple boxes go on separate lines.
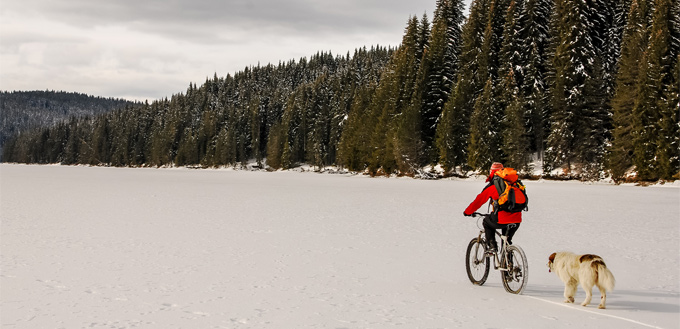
top-left (547, 252), bottom-right (615, 309)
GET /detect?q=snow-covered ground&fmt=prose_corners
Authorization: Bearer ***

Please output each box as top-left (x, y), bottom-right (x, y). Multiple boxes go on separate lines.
top-left (1, 164), bottom-right (678, 329)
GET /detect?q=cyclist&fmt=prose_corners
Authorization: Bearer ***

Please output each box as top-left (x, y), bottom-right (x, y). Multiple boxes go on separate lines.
top-left (463, 162), bottom-right (521, 253)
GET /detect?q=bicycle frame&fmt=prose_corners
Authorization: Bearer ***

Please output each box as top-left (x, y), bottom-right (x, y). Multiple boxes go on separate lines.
top-left (473, 228), bottom-right (512, 271)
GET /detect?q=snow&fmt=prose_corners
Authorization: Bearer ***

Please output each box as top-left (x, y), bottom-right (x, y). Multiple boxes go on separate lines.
top-left (1, 164), bottom-right (678, 329)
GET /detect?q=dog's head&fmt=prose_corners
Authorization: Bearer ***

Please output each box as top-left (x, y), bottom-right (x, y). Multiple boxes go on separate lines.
top-left (547, 252), bottom-right (556, 273)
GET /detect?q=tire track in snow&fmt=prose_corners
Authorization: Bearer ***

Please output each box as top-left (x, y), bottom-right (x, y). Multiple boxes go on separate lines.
top-left (523, 295), bottom-right (665, 329)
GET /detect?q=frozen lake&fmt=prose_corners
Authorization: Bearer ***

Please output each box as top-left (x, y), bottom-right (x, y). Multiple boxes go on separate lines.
top-left (1, 164), bottom-right (678, 328)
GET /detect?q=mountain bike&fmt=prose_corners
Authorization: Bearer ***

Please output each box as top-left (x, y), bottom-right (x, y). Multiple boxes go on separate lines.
top-left (465, 212), bottom-right (528, 294)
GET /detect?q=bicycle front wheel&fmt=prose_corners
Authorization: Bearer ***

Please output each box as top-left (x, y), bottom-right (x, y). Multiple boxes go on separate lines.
top-left (465, 238), bottom-right (490, 285)
top-left (501, 244), bottom-right (528, 294)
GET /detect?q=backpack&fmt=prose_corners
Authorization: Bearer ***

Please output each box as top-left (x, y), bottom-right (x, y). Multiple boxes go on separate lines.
top-left (490, 168), bottom-right (528, 213)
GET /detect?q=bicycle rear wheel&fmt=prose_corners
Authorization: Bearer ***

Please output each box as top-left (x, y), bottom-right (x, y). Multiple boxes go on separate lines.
top-left (465, 238), bottom-right (490, 285)
top-left (501, 244), bottom-right (528, 294)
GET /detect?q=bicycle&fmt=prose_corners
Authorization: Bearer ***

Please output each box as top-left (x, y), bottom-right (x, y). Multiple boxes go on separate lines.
top-left (465, 212), bottom-right (528, 294)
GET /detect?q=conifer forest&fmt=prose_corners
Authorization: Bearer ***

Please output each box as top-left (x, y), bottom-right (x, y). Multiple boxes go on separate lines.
top-left (2, 0), bottom-right (679, 182)
top-left (0, 91), bottom-right (135, 160)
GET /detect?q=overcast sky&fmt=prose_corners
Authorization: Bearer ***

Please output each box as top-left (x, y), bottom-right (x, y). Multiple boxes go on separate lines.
top-left (1, 0), bottom-right (472, 102)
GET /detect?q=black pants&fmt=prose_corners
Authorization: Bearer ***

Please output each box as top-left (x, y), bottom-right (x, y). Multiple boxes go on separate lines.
top-left (483, 214), bottom-right (520, 248)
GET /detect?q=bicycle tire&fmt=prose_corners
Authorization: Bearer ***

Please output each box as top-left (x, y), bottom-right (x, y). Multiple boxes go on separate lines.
top-left (501, 244), bottom-right (528, 294)
top-left (465, 238), bottom-right (490, 285)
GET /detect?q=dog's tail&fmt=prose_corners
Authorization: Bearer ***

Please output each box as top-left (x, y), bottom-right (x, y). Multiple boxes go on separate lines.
top-left (593, 260), bottom-right (615, 292)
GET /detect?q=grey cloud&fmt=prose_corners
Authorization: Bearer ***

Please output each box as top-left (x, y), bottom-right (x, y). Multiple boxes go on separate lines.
top-left (2, 0), bottom-right (465, 100)
top-left (12, 0), bottom-right (435, 44)
top-left (0, 30), bottom-right (86, 52)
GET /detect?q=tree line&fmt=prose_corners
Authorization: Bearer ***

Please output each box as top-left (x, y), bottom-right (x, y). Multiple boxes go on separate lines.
top-left (3, 0), bottom-right (678, 182)
top-left (0, 90), bottom-right (135, 161)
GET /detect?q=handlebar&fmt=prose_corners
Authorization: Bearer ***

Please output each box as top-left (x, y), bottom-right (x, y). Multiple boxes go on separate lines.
top-left (470, 212), bottom-right (488, 218)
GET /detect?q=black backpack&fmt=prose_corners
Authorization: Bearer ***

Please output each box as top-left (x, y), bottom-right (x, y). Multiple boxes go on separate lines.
top-left (489, 168), bottom-right (528, 213)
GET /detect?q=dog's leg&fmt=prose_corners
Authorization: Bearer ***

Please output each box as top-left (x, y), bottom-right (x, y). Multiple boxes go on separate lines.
top-left (597, 284), bottom-right (607, 309)
top-left (580, 281), bottom-right (593, 307)
top-left (564, 279), bottom-right (577, 303)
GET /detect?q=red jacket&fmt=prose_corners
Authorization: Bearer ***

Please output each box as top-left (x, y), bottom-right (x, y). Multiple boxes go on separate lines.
top-left (464, 182), bottom-right (522, 224)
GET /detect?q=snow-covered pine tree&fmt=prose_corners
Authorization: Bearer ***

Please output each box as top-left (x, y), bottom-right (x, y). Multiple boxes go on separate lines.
top-left (416, 0), bottom-right (465, 163)
top-left (466, 0), bottom-right (509, 171)
top-left (369, 16), bottom-right (421, 175)
top-left (579, 55), bottom-right (610, 179)
top-left (402, 13), bottom-right (431, 169)
top-left (519, 0), bottom-right (552, 159)
top-left (92, 116), bottom-right (111, 165)
top-left (394, 101), bottom-right (426, 174)
top-left (306, 75), bottom-right (333, 169)
top-left (574, 0), bottom-right (614, 178)
top-left (416, 13), bottom-right (431, 68)
top-left (546, 0), bottom-right (603, 177)
top-left (671, 0), bottom-right (680, 59)
top-left (498, 0), bottom-right (525, 87)
top-left (588, 0), bottom-right (616, 100)
top-left (67, 118), bottom-right (85, 165)
top-left (336, 82), bottom-right (377, 171)
top-left (499, 0), bottom-right (533, 173)
top-left (417, 10), bottom-right (445, 159)
top-left (468, 79), bottom-right (502, 170)
top-left (436, 0), bottom-right (490, 174)
top-left (605, 0), bottom-right (634, 97)
top-left (502, 72), bottom-right (532, 173)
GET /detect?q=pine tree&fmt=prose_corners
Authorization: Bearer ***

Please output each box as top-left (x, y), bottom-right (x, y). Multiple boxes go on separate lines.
top-left (265, 122), bottom-right (284, 169)
top-left (337, 83), bottom-right (376, 171)
top-left (498, 0), bottom-right (525, 85)
top-left (92, 116), bottom-right (110, 165)
top-left (416, 0), bottom-right (465, 161)
top-left (606, 0), bottom-right (634, 96)
top-left (546, 0), bottom-right (601, 176)
top-left (636, 0), bottom-right (679, 180)
top-left (502, 72), bottom-right (532, 172)
top-left (394, 101), bottom-right (425, 174)
top-left (580, 0), bottom-right (615, 179)
top-left (436, 0), bottom-right (490, 174)
top-left (609, 0), bottom-right (652, 180)
top-left (468, 79), bottom-right (502, 170)
top-left (249, 96), bottom-right (263, 166)
top-left (368, 72), bottom-right (399, 175)
top-left (416, 13), bottom-right (431, 67)
top-left (671, 0), bottom-right (680, 59)
top-left (306, 75), bottom-right (332, 170)
top-left (370, 16), bottom-right (421, 175)
top-left (465, 0), bottom-right (509, 172)
top-left (214, 126), bottom-right (229, 167)
top-left (497, 0), bottom-right (533, 172)
top-left (579, 56), bottom-right (610, 179)
top-left (479, 0), bottom-right (509, 82)
top-left (520, 0), bottom-right (552, 159)
top-left (656, 54), bottom-right (679, 179)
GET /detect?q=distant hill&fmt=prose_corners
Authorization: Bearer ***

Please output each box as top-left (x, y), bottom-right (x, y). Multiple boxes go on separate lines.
top-left (0, 90), bottom-right (136, 159)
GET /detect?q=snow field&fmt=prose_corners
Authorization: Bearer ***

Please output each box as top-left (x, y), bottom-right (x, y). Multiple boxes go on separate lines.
top-left (1, 164), bottom-right (678, 328)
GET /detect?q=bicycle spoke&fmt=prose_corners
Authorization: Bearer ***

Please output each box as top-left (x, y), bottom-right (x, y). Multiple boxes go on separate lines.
top-left (466, 238), bottom-right (490, 285)
top-left (501, 245), bottom-right (528, 294)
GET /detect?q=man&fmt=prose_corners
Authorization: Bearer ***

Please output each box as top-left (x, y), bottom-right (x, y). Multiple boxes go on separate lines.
top-left (463, 162), bottom-right (522, 253)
